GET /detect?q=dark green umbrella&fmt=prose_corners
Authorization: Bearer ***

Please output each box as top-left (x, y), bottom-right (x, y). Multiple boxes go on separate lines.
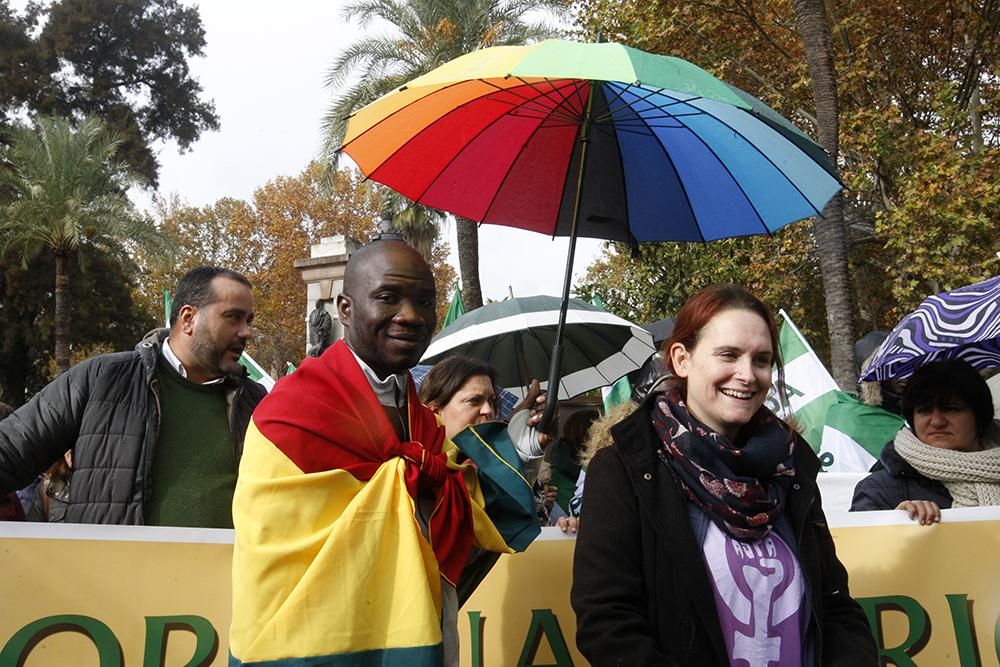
top-left (420, 295), bottom-right (656, 400)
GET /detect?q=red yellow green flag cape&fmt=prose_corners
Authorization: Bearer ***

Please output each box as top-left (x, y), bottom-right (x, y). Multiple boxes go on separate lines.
top-left (230, 341), bottom-right (538, 665)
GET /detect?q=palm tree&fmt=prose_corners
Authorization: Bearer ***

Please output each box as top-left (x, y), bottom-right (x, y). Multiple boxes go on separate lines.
top-left (389, 194), bottom-right (445, 262)
top-left (322, 0), bottom-right (569, 311)
top-left (793, 0), bottom-right (857, 389)
top-left (0, 116), bottom-right (169, 374)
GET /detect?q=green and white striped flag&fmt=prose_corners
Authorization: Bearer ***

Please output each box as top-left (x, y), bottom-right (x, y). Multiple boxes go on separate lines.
top-left (766, 311), bottom-right (903, 472)
top-left (443, 284), bottom-right (465, 328)
top-left (163, 289), bottom-right (173, 327)
top-left (591, 295), bottom-right (633, 412)
top-left (820, 391), bottom-right (903, 472)
top-left (239, 353), bottom-right (275, 392)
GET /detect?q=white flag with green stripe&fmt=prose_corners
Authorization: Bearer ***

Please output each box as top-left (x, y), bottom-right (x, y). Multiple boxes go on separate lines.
top-left (766, 311), bottom-right (903, 472)
top-left (591, 295), bottom-right (634, 412)
top-left (239, 353), bottom-right (275, 392)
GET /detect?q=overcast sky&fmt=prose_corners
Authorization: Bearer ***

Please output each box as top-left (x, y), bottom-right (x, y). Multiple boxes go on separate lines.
top-left (131, 0), bottom-right (604, 302)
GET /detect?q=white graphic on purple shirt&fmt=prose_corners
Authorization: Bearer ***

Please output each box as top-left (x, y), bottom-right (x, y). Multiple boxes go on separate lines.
top-left (702, 521), bottom-right (806, 667)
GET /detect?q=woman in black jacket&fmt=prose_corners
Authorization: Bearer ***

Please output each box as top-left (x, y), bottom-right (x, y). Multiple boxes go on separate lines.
top-left (571, 285), bottom-right (876, 666)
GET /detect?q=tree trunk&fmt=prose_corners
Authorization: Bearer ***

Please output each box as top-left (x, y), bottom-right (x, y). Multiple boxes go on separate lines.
top-left (968, 82), bottom-right (983, 154)
top-left (963, 0), bottom-right (984, 155)
top-left (793, 0), bottom-right (856, 390)
top-left (53, 251), bottom-right (72, 375)
top-left (455, 216), bottom-right (483, 311)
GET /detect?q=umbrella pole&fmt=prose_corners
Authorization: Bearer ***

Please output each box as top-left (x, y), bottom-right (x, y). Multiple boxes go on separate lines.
top-left (539, 81), bottom-right (595, 432)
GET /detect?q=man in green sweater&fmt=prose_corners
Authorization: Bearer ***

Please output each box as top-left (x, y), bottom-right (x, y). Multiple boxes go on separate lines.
top-left (0, 266), bottom-right (267, 526)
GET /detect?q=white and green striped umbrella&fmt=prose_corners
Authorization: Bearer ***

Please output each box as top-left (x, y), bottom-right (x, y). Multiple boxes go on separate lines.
top-left (420, 296), bottom-right (656, 400)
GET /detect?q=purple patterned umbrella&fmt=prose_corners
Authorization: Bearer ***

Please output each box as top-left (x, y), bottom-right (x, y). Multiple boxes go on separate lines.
top-left (861, 275), bottom-right (1000, 381)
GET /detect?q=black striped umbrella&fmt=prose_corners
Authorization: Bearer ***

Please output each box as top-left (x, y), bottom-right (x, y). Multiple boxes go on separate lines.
top-left (420, 296), bottom-right (655, 400)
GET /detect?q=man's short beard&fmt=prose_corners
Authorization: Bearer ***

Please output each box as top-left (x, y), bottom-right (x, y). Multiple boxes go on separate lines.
top-left (191, 328), bottom-right (239, 378)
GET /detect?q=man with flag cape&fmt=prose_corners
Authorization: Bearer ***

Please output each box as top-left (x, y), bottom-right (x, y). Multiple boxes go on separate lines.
top-left (230, 240), bottom-right (542, 666)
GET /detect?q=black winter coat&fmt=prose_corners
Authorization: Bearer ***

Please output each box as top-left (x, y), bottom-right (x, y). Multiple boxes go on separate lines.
top-left (850, 439), bottom-right (952, 511)
top-left (571, 401), bottom-right (877, 666)
top-left (0, 331), bottom-right (266, 523)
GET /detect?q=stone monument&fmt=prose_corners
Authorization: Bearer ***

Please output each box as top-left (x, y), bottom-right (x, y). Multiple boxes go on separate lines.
top-left (294, 235), bottom-right (361, 356)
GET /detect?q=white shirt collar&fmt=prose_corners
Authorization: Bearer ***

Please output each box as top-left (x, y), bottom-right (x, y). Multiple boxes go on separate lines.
top-left (161, 338), bottom-right (225, 385)
top-left (347, 344), bottom-right (407, 407)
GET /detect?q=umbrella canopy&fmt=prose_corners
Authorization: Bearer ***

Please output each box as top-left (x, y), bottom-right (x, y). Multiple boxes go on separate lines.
top-left (641, 317), bottom-right (675, 346)
top-left (419, 296), bottom-right (656, 400)
top-left (861, 275), bottom-right (1000, 381)
top-left (342, 39), bottom-right (842, 427)
top-left (341, 39), bottom-right (840, 244)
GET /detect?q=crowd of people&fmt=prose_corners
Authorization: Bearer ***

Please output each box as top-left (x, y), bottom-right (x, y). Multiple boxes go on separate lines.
top-left (0, 238), bottom-right (997, 666)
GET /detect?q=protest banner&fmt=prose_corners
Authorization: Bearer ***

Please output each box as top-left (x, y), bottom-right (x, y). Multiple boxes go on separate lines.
top-left (2, 505), bottom-right (999, 666)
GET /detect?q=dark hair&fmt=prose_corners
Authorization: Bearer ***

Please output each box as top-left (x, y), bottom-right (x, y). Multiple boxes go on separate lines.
top-left (901, 359), bottom-right (994, 437)
top-left (169, 266), bottom-right (251, 326)
top-left (0, 401), bottom-right (13, 420)
top-left (663, 285), bottom-right (786, 412)
top-left (563, 409), bottom-right (599, 447)
top-left (419, 356), bottom-right (500, 413)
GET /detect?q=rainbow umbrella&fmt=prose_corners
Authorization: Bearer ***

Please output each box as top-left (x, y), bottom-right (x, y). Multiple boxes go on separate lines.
top-left (341, 39), bottom-right (841, 425)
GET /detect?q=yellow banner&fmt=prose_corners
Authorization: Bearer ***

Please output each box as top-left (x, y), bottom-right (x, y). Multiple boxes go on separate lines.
top-left (2, 508), bottom-right (999, 666)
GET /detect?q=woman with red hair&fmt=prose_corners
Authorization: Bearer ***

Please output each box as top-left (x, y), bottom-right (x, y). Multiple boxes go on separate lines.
top-left (571, 285), bottom-right (876, 666)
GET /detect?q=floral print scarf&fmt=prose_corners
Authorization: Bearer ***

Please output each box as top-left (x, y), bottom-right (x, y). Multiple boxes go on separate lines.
top-left (651, 392), bottom-right (796, 540)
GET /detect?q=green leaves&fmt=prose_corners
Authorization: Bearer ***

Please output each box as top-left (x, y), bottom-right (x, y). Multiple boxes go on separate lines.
top-left (0, 114), bottom-right (169, 374)
top-left (0, 0), bottom-right (218, 185)
top-left (0, 116), bottom-right (161, 264)
top-left (322, 0), bottom-right (570, 164)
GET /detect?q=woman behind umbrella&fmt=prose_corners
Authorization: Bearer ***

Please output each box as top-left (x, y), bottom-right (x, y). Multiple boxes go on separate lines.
top-left (571, 285), bottom-right (876, 666)
top-left (419, 355), bottom-right (550, 605)
top-left (850, 359), bottom-right (1000, 524)
top-left (419, 355), bottom-right (503, 440)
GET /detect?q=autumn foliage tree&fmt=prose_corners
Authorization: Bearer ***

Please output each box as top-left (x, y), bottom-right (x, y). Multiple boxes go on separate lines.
top-left (574, 0), bottom-right (1000, 373)
top-left (577, 228), bottom-right (830, 355)
top-left (140, 162), bottom-right (457, 376)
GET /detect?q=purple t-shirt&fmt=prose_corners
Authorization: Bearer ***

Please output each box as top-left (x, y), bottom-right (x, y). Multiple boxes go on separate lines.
top-left (702, 521), bottom-right (807, 667)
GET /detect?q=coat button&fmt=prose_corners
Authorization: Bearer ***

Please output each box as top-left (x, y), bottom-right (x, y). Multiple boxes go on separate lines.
top-left (643, 473), bottom-right (652, 480)
top-left (793, 483), bottom-right (801, 490)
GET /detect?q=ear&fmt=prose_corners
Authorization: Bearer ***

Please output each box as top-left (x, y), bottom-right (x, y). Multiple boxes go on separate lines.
top-left (668, 342), bottom-right (691, 378)
top-left (336, 294), bottom-right (351, 327)
top-left (177, 304), bottom-right (198, 336)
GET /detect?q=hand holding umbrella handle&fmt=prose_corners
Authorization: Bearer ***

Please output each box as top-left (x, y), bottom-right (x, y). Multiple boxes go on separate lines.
top-left (511, 379), bottom-right (544, 414)
top-left (516, 379), bottom-right (555, 447)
